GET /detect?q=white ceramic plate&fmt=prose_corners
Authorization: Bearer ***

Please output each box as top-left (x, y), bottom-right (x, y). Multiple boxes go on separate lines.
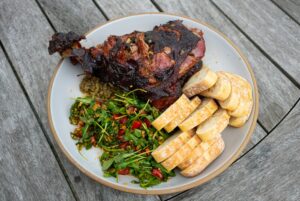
top-left (48, 13), bottom-right (259, 194)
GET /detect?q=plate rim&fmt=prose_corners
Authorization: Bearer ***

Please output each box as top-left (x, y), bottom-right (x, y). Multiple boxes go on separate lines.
top-left (47, 12), bottom-right (259, 195)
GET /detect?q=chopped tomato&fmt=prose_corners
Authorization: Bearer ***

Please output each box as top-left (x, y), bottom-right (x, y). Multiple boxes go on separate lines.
top-left (118, 129), bottom-right (125, 135)
top-left (144, 119), bottom-right (151, 128)
top-left (126, 106), bottom-right (137, 115)
top-left (152, 168), bottom-right (163, 180)
top-left (131, 120), bottom-right (142, 129)
top-left (117, 135), bottom-right (125, 142)
top-left (144, 147), bottom-right (151, 155)
top-left (119, 142), bottom-right (129, 149)
top-left (119, 116), bottom-right (128, 124)
top-left (77, 120), bottom-right (84, 128)
top-left (118, 168), bottom-right (130, 175)
top-left (112, 114), bottom-right (121, 120)
top-left (90, 136), bottom-right (97, 146)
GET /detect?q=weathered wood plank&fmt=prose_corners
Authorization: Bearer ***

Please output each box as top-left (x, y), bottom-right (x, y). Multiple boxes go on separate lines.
top-left (0, 0), bottom-right (160, 200)
top-left (94, 0), bottom-right (157, 18)
top-left (213, 0), bottom-right (300, 85)
top-left (168, 101), bottom-right (300, 201)
top-left (162, 124), bottom-right (267, 200)
top-left (243, 124), bottom-right (266, 153)
top-left (154, 0), bottom-right (300, 131)
top-left (0, 47), bottom-right (75, 200)
top-left (272, 0), bottom-right (300, 23)
top-left (37, 0), bottom-right (106, 34)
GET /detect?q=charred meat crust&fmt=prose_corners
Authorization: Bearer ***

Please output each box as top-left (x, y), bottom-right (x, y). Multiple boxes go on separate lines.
top-left (48, 21), bottom-right (206, 110)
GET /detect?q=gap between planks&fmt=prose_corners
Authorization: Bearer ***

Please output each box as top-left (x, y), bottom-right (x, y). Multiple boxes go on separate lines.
top-left (270, 0), bottom-right (300, 26)
top-left (92, 0), bottom-right (110, 20)
top-left (34, 0), bottom-right (58, 32)
top-left (0, 28), bottom-right (81, 201)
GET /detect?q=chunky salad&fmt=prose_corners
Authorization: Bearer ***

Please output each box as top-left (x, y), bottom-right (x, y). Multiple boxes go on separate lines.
top-left (69, 89), bottom-right (175, 187)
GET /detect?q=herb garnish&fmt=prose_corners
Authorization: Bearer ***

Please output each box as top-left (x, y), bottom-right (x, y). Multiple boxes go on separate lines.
top-left (69, 91), bottom-right (175, 187)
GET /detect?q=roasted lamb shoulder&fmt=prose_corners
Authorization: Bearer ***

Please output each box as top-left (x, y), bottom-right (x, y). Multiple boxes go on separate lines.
top-left (48, 20), bottom-right (206, 109)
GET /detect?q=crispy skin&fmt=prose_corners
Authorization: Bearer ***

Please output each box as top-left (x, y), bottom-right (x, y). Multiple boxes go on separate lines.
top-left (48, 21), bottom-right (206, 109)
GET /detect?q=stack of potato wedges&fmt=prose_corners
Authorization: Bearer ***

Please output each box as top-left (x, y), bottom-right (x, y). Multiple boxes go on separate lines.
top-left (151, 66), bottom-right (253, 177)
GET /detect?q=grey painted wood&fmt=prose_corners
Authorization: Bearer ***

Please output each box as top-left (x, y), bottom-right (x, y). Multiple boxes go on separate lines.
top-left (162, 124), bottom-right (267, 200)
top-left (213, 0), bottom-right (300, 85)
top-left (94, 0), bottom-right (157, 18)
top-left (272, 0), bottom-right (300, 23)
top-left (37, 0), bottom-right (106, 34)
top-left (154, 0), bottom-right (300, 131)
top-left (0, 0), bottom-right (160, 200)
top-left (167, 101), bottom-right (300, 201)
top-left (243, 124), bottom-right (266, 153)
top-left (0, 47), bottom-right (75, 200)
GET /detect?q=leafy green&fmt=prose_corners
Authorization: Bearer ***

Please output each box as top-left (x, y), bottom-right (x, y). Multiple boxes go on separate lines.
top-left (69, 90), bottom-right (174, 188)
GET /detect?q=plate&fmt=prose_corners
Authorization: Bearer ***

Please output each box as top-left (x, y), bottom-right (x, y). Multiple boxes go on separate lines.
top-left (48, 13), bottom-right (259, 194)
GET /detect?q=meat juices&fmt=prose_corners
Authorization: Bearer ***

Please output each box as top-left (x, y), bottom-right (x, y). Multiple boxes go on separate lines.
top-left (48, 20), bottom-right (206, 110)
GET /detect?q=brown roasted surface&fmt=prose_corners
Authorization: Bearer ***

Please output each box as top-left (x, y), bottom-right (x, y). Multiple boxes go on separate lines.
top-left (48, 20), bottom-right (205, 109)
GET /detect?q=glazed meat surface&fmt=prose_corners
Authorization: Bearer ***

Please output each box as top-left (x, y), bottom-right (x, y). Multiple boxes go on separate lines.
top-left (48, 20), bottom-right (205, 109)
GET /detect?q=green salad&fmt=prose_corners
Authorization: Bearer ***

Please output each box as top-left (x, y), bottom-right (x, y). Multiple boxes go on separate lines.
top-left (69, 90), bottom-right (175, 187)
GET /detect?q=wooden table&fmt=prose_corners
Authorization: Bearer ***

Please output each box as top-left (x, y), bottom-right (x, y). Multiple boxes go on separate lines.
top-left (1, 0), bottom-right (299, 200)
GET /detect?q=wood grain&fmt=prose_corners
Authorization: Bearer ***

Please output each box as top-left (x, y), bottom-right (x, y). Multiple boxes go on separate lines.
top-left (94, 0), bottom-right (157, 18)
top-left (213, 0), bottom-right (300, 85)
top-left (0, 0), bottom-right (160, 200)
top-left (37, 0), bottom-right (106, 34)
top-left (0, 47), bottom-right (75, 200)
top-left (272, 0), bottom-right (300, 23)
top-left (167, 101), bottom-right (300, 201)
top-left (243, 124), bottom-right (266, 153)
top-left (153, 0), bottom-right (300, 131)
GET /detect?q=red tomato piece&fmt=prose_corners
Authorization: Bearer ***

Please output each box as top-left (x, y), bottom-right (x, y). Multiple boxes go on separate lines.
top-left (118, 168), bottom-right (130, 175)
top-left (112, 114), bottom-right (121, 120)
top-left (131, 120), bottom-right (142, 129)
top-left (119, 116), bottom-right (128, 124)
top-left (118, 129), bottom-right (125, 135)
top-left (144, 119), bottom-right (152, 128)
top-left (90, 136), bottom-right (97, 146)
top-left (119, 142), bottom-right (129, 149)
top-left (117, 135), bottom-right (125, 142)
top-left (152, 168), bottom-right (163, 180)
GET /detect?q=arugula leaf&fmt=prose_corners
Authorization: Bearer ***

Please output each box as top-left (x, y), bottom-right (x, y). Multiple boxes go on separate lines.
top-left (102, 158), bottom-right (114, 171)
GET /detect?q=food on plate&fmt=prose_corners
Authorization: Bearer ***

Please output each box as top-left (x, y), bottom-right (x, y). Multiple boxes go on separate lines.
top-left (152, 130), bottom-right (194, 163)
top-left (49, 18), bottom-right (255, 186)
top-left (229, 115), bottom-right (250, 127)
top-left (150, 67), bottom-right (253, 178)
top-left (178, 140), bottom-right (210, 170)
top-left (161, 134), bottom-right (201, 171)
top-left (80, 75), bottom-right (116, 98)
top-left (48, 20), bottom-right (206, 110)
top-left (151, 94), bottom-right (190, 131)
top-left (200, 72), bottom-right (231, 101)
top-left (164, 96), bottom-right (201, 133)
top-left (179, 98), bottom-right (218, 132)
top-left (218, 72), bottom-right (241, 111)
top-left (182, 65), bottom-right (218, 97)
top-left (229, 87), bottom-right (253, 127)
top-left (196, 109), bottom-right (230, 142)
top-left (69, 90), bottom-right (175, 188)
top-left (180, 136), bottom-right (225, 177)
top-left (226, 73), bottom-right (253, 117)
